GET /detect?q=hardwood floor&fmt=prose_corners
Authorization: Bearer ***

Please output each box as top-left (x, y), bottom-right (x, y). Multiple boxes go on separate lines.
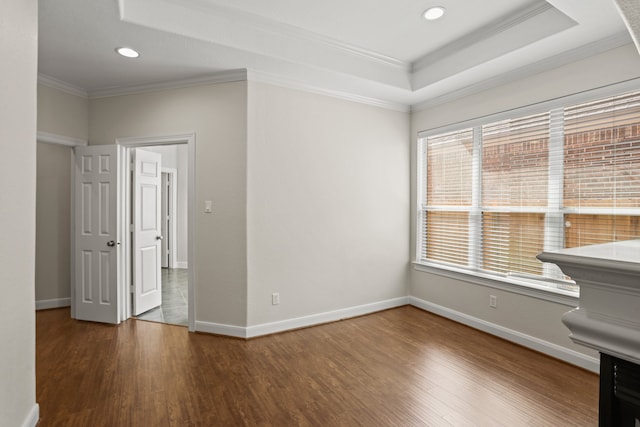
top-left (36, 306), bottom-right (598, 426)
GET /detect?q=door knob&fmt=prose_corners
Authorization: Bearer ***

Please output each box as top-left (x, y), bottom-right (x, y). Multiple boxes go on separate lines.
top-left (107, 240), bottom-right (116, 247)
top-left (156, 235), bottom-right (164, 240)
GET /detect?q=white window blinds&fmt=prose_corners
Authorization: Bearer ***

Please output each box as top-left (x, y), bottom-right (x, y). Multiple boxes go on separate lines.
top-left (563, 91), bottom-right (640, 248)
top-left (481, 113), bottom-right (550, 277)
top-left (421, 129), bottom-right (473, 267)
top-left (417, 87), bottom-right (640, 293)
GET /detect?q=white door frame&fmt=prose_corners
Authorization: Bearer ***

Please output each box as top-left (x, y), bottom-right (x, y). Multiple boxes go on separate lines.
top-left (161, 168), bottom-right (178, 269)
top-left (117, 133), bottom-right (196, 331)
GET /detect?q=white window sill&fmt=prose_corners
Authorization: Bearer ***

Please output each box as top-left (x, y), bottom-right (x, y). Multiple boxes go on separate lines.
top-left (412, 261), bottom-right (579, 307)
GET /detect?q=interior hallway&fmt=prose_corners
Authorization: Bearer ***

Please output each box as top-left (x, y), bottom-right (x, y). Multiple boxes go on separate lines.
top-left (136, 268), bottom-right (188, 326)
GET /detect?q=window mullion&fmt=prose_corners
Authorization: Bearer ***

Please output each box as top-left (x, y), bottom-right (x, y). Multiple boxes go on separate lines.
top-left (543, 108), bottom-right (565, 279)
top-left (468, 126), bottom-right (483, 270)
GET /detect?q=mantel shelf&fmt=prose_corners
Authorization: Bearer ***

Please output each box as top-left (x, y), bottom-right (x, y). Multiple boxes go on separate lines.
top-left (537, 240), bottom-right (640, 366)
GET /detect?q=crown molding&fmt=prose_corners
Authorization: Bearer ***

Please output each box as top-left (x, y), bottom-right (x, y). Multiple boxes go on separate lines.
top-left (88, 69), bottom-right (248, 98)
top-left (412, 1), bottom-right (557, 73)
top-left (160, 0), bottom-right (409, 71)
top-left (247, 69), bottom-right (410, 113)
top-left (411, 32), bottom-right (633, 112)
top-left (37, 131), bottom-right (88, 147)
top-left (38, 74), bottom-right (88, 98)
top-left (613, 0), bottom-right (640, 55)
top-left (38, 67), bottom-right (407, 111)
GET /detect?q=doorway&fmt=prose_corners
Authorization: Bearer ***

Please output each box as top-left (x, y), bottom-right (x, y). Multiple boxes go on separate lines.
top-left (116, 135), bottom-right (195, 330)
top-left (133, 146), bottom-right (188, 327)
top-left (47, 132), bottom-right (195, 329)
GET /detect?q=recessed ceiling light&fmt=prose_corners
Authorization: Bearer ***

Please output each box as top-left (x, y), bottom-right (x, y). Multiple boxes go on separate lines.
top-left (115, 47), bottom-right (140, 58)
top-left (423, 6), bottom-right (446, 21)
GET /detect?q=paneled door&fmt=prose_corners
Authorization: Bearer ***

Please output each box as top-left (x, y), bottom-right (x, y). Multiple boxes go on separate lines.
top-left (74, 145), bottom-right (121, 324)
top-left (132, 149), bottom-right (162, 315)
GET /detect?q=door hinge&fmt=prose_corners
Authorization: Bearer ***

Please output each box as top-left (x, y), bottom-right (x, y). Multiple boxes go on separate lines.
top-left (130, 285), bottom-right (134, 294)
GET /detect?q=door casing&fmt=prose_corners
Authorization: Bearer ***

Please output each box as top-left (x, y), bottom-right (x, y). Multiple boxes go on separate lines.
top-left (161, 168), bottom-right (178, 269)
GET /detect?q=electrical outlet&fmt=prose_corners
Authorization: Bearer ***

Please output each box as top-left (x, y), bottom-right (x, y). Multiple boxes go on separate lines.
top-left (272, 292), bottom-right (280, 305)
top-left (489, 295), bottom-right (497, 308)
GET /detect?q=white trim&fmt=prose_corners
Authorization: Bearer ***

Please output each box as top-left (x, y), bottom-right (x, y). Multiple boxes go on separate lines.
top-left (411, 33), bottom-right (634, 113)
top-left (36, 131), bottom-right (87, 147)
top-left (90, 69), bottom-right (247, 99)
top-left (412, 2), bottom-right (559, 73)
top-left (195, 297), bottom-right (409, 339)
top-left (21, 404), bottom-right (39, 427)
top-left (246, 297), bottom-right (409, 337)
top-left (118, 145), bottom-right (128, 323)
top-left (417, 66), bottom-right (640, 137)
top-left (194, 321), bottom-right (248, 338)
top-left (175, 261), bottom-right (188, 269)
top-left (38, 74), bottom-right (88, 98)
top-left (161, 167), bottom-right (178, 269)
top-left (117, 133), bottom-right (195, 147)
top-left (136, 0), bottom-right (407, 71)
top-left (69, 149), bottom-right (76, 319)
top-left (408, 296), bottom-right (600, 373)
top-left (36, 298), bottom-right (71, 310)
top-left (247, 69), bottom-right (410, 113)
top-left (116, 133), bottom-right (197, 332)
top-left (413, 263), bottom-right (578, 306)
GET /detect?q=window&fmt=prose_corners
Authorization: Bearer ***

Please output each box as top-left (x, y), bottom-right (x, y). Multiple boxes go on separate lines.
top-left (417, 87), bottom-right (640, 294)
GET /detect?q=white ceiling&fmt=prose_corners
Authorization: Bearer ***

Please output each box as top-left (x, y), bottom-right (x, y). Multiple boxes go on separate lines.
top-left (38, 0), bottom-right (634, 109)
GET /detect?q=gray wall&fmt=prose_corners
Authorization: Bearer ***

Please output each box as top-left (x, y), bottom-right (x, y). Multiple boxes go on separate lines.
top-left (246, 82), bottom-right (410, 326)
top-left (0, 0), bottom-right (39, 424)
top-left (35, 83), bottom-right (88, 305)
top-left (89, 82), bottom-right (249, 327)
top-left (36, 143), bottom-right (72, 302)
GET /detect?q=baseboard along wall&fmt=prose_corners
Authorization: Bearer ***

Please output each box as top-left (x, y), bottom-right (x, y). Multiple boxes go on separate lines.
top-left (195, 295), bottom-right (599, 372)
top-left (35, 298), bottom-right (71, 311)
top-left (21, 403), bottom-right (39, 427)
top-left (42, 292), bottom-right (598, 371)
top-left (408, 296), bottom-right (600, 373)
top-left (195, 297), bottom-right (410, 339)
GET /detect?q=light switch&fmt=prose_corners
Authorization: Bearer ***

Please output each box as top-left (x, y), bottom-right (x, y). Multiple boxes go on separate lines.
top-left (204, 200), bottom-right (213, 213)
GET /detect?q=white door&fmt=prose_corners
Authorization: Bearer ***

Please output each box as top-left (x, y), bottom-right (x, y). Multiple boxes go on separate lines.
top-left (132, 149), bottom-right (162, 315)
top-left (74, 145), bottom-right (120, 324)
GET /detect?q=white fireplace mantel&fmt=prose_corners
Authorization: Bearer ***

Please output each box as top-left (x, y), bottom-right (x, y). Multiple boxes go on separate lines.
top-left (537, 240), bottom-right (640, 365)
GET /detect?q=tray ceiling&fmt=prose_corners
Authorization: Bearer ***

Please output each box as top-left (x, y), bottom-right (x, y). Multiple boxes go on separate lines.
top-left (38, 0), bottom-right (634, 108)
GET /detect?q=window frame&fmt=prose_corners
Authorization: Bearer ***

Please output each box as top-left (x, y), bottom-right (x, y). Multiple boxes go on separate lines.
top-left (414, 78), bottom-right (640, 303)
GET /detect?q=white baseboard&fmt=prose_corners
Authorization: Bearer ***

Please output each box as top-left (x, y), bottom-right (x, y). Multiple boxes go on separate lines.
top-left (36, 297), bottom-right (71, 310)
top-left (409, 296), bottom-right (600, 373)
top-left (194, 295), bottom-right (597, 372)
top-left (194, 321), bottom-right (247, 338)
top-left (22, 404), bottom-right (39, 427)
top-left (246, 296), bottom-right (410, 338)
top-left (194, 296), bottom-right (410, 339)
top-left (175, 261), bottom-right (188, 269)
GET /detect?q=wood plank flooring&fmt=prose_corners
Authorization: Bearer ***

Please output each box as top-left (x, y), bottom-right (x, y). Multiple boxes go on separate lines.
top-left (36, 306), bottom-right (598, 426)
